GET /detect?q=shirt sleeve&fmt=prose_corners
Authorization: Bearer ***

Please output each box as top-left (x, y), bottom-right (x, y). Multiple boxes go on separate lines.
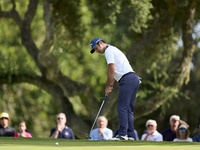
top-left (12, 128), bottom-right (16, 136)
top-left (141, 134), bottom-right (146, 140)
top-left (50, 128), bottom-right (55, 137)
top-left (105, 48), bottom-right (114, 65)
top-left (134, 130), bottom-right (139, 140)
top-left (13, 133), bottom-right (18, 137)
top-left (69, 128), bottom-right (75, 139)
top-left (102, 129), bottom-right (113, 140)
top-left (155, 134), bottom-right (163, 141)
top-left (90, 130), bottom-right (95, 140)
top-left (193, 135), bottom-right (200, 142)
top-left (25, 132), bottom-right (32, 138)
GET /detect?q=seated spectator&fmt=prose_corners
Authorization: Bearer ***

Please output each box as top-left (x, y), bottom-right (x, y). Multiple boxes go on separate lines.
top-left (50, 113), bottom-right (75, 139)
top-left (173, 124), bottom-right (192, 142)
top-left (114, 129), bottom-right (139, 140)
top-left (0, 112), bottom-right (15, 137)
top-left (13, 121), bottom-right (32, 138)
top-left (193, 124), bottom-right (200, 142)
top-left (161, 115), bottom-right (189, 141)
top-left (141, 119), bottom-right (163, 141)
top-left (90, 116), bottom-right (113, 140)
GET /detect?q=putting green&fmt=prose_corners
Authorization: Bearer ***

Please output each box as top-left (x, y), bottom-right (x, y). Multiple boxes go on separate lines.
top-left (0, 145), bottom-right (200, 150)
top-left (0, 137), bottom-right (199, 150)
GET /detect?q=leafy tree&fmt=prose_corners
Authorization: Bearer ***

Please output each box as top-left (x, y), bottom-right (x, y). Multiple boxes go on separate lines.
top-left (0, 0), bottom-right (199, 138)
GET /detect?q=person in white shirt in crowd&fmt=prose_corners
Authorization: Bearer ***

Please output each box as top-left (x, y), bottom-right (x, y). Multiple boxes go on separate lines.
top-left (141, 119), bottom-right (163, 141)
top-left (173, 124), bottom-right (193, 142)
top-left (90, 116), bottom-right (113, 140)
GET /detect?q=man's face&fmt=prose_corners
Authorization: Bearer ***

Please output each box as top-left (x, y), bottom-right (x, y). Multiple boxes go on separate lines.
top-left (97, 117), bottom-right (107, 128)
top-left (93, 42), bottom-right (105, 54)
top-left (170, 118), bottom-right (180, 130)
top-left (147, 122), bottom-right (156, 133)
top-left (0, 117), bottom-right (9, 127)
top-left (57, 114), bottom-right (66, 125)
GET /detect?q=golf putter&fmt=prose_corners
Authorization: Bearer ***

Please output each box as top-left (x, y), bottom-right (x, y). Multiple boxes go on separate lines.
top-left (85, 95), bottom-right (107, 139)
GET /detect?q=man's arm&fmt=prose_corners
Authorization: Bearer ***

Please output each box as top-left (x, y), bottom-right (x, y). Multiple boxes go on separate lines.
top-left (179, 120), bottom-right (189, 128)
top-left (103, 129), bottom-right (113, 140)
top-left (105, 63), bottom-right (115, 96)
top-left (50, 128), bottom-right (59, 138)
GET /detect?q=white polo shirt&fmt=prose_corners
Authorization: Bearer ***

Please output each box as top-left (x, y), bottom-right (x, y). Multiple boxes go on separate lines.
top-left (141, 130), bottom-right (163, 141)
top-left (104, 45), bottom-right (134, 82)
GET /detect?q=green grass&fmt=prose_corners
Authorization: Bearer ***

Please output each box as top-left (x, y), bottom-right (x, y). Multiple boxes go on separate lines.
top-left (0, 137), bottom-right (199, 150)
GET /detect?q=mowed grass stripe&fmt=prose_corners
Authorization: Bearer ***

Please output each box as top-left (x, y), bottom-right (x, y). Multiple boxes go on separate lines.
top-left (0, 145), bottom-right (200, 150)
top-left (0, 137), bottom-right (199, 150)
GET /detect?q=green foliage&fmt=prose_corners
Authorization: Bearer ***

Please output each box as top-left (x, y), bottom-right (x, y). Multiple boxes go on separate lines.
top-left (0, 83), bottom-right (58, 138)
top-left (53, 0), bottom-right (84, 39)
top-left (87, 0), bottom-right (153, 33)
top-left (1, 0), bottom-right (200, 138)
top-left (0, 19), bottom-right (39, 75)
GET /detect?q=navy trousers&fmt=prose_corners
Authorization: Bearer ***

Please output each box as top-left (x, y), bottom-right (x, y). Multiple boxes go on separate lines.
top-left (117, 72), bottom-right (139, 138)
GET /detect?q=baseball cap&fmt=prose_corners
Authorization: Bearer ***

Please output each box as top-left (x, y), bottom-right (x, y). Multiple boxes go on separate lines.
top-left (0, 112), bottom-right (10, 121)
top-left (90, 38), bottom-right (103, 54)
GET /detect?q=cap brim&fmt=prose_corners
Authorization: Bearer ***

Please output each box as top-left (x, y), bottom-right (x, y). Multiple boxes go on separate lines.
top-left (90, 49), bottom-right (95, 54)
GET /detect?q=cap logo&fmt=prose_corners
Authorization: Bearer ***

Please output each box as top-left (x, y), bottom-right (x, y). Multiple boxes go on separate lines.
top-left (90, 43), bottom-right (93, 48)
top-left (95, 39), bottom-right (101, 44)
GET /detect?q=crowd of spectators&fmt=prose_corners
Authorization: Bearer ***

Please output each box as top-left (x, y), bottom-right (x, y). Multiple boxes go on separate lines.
top-left (1, 112), bottom-right (200, 142)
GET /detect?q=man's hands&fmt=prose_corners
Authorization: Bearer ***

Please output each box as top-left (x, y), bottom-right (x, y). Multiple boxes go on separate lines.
top-left (57, 123), bottom-right (63, 131)
top-left (105, 85), bottom-right (113, 96)
top-left (98, 128), bottom-right (105, 138)
top-left (146, 129), bottom-right (154, 135)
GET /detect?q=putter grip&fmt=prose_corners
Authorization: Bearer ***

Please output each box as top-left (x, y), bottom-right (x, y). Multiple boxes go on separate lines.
top-left (104, 95), bottom-right (107, 100)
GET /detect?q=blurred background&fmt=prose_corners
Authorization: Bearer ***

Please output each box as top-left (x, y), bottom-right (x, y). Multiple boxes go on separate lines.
top-left (0, 0), bottom-right (200, 139)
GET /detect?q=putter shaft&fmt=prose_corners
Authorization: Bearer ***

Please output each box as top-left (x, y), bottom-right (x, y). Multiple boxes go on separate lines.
top-left (89, 96), bottom-right (107, 137)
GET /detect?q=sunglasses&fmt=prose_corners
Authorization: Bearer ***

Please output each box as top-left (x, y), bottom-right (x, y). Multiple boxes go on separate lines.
top-left (147, 125), bottom-right (154, 127)
top-left (57, 117), bottom-right (64, 120)
top-left (0, 117), bottom-right (8, 120)
top-left (179, 129), bottom-right (186, 132)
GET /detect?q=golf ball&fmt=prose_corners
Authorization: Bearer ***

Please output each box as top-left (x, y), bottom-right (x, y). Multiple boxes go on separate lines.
top-left (55, 142), bottom-right (59, 145)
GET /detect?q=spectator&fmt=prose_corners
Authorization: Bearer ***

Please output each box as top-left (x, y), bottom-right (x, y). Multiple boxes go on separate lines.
top-left (114, 129), bottom-right (139, 140)
top-left (50, 113), bottom-right (75, 139)
top-left (13, 121), bottom-right (32, 138)
top-left (193, 124), bottom-right (200, 142)
top-left (141, 119), bottom-right (163, 141)
top-left (0, 112), bottom-right (15, 137)
top-left (173, 124), bottom-right (192, 142)
top-left (161, 115), bottom-right (189, 141)
top-left (90, 116), bottom-right (113, 140)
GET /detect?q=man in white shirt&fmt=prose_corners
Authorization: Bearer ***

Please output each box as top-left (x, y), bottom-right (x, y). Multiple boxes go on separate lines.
top-left (90, 38), bottom-right (140, 140)
top-left (90, 116), bottom-right (113, 140)
top-left (141, 119), bottom-right (163, 141)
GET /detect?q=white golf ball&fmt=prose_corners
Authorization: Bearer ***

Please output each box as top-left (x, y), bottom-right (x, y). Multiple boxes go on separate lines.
top-left (55, 142), bottom-right (59, 146)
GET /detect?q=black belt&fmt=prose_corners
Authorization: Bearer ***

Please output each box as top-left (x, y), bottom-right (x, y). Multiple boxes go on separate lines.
top-left (119, 72), bottom-right (134, 83)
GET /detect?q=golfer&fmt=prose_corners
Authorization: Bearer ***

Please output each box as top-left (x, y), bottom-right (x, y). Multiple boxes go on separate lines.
top-left (90, 38), bottom-right (140, 140)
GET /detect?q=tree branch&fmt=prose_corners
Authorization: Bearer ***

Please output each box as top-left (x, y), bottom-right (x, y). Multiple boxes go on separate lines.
top-left (0, 0), bottom-right (22, 27)
top-left (20, 0), bottom-right (47, 76)
top-left (174, 0), bottom-right (196, 87)
top-left (37, 1), bottom-right (87, 96)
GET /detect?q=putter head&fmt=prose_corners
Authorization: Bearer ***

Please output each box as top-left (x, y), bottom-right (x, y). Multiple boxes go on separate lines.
top-left (85, 136), bottom-right (91, 139)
